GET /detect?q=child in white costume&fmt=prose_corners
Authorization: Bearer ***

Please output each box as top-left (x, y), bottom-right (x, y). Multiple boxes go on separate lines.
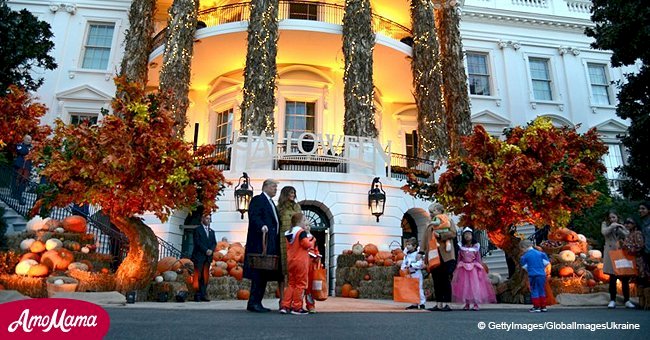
top-left (401, 237), bottom-right (426, 310)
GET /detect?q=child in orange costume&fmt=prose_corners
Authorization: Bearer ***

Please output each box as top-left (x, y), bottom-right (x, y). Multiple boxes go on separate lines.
top-left (305, 242), bottom-right (322, 313)
top-left (280, 212), bottom-right (315, 315)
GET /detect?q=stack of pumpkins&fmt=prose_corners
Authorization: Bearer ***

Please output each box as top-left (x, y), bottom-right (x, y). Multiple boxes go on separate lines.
top-left (540, 228), bottom-right (607, 292)
top-left (210, 240), bottom-right (245, 281)
top-left (14, 216), bottom-right (94, 279)
top-left (342, 242), bottom-right (405, 269)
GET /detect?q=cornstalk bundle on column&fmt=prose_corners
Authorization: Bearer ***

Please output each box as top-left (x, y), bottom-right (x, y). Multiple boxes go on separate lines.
top-left (240, 0), bottom-right (279, 135)
top-left (119, 0), bottom-right (156, 87)
top-left (410, 0), bottom-right (448, 158)
top-left (342, 0), bottom-right (378, 138)
top-left (159, 0), bottom-right (199, 136)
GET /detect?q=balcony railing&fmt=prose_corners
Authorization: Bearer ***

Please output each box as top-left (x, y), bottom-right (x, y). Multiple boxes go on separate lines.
top-left (388, 153), bottom-right (436, 182)
top-left (273, 142), bottom-right (347, 173)
top-left (153, 0), bottom-right (412, 50)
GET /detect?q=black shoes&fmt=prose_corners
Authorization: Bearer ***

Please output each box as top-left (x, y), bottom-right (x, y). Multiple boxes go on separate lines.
top-left (405, 304), bottom-right (426, 310)
top-left (247, 304), bottom-right (270, 313)
top-left (427, 305), bottom-right (451, 312)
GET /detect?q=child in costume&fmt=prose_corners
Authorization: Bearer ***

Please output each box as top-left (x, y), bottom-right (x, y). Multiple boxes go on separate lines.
top-left (305, 234), bottom-right (322, 314)
top-left (280, 213), bottom-right (315, 315)
top-left (429, 204), bottom-right (452, 252)
top-left (451, 228), bottom-right (496, 310)
top-left (400, 237), bottom-right (426, 310)
top-left (520, 239), bottom-right (550, 312)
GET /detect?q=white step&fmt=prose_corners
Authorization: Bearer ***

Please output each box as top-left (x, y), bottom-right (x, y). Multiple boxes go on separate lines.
top-left (0, 201), bottom-right (28, 234)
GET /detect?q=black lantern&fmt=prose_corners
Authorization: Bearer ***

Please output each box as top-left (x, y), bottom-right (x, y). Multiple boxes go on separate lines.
top-left (234, 172), bottom-right (253, 219)
top-left (368, 177), bottom-right (386, 222)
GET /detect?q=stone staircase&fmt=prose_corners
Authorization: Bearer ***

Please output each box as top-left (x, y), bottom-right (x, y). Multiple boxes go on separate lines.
top-left (0, 201), bottom-right (27, 234)
top-left (482, 224), bottom-right (537, 278)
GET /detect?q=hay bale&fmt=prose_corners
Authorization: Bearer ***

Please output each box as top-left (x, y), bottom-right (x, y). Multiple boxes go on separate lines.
top-left (0, 274), bottom-right (47, 297)
top-left (67, 269), bottom-right (116, 292)
top-left (335, 267), bottom-right (350, 288)
top-left (367, 266), bottom-right (394, 281)
top-left (550, 277), bottom-right (589, 296)
top-left (336, 254), bottom-right (364, 268)
top-left (205, 277), bottom-right (274, 300)
top-left (359, 280), bottom-right (392, 300)
top-left (72, 252), bottom-right (113, 271)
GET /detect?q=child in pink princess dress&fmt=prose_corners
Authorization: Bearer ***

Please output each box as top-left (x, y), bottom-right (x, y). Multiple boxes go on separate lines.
top-left (451, 227), bottom-right (496, 310)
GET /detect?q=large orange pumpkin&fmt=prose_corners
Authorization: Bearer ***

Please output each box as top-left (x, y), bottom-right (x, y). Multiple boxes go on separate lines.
top-left (211, 267), bottom-right (226, 277)
top-left (593, 268), bottom-right (610, 283)
top-left (236, 289), bottom-right (250, 300)
top-left (41, 248), bottom-right (74, 270)
top-left (229, 266), bottom-right (243, 281)
top-left (341, 283), bottom-right (352, 297)
top-left (20, 252), bottom-right (41, 262)
top-left (62, 215), bottom-right (87, 233)
top-left (157, 257), bottom-right (177, 274)
top-left (376, 251), bottom-right (392, 261)
top-left (562, 242), bottom-right (585, 255)
top-left (363, 244), bottom-right (378, 256)
top-left (212, 251), bottom-right (224, 262)
top-left (586, 279), bottom-right (597, 287)
top-left (226, 259), bottom-right (237, 271)
top-left (394, 252), bottom-right (405, 261)
top-left (172, 258), bottom-right (194, 273)
top-left (559, 266), bottom-right (574, 277)
top-left (27, 264), bottom-right (49, 277)
top-left (30, 240), bottom-right (46, 253)
top-left (215, 241), bottom-right (229, 252)
top-left (227, 247), bottom-right (245, 263)
top-left (384, 258), bottom-right (394, 267)
top-left (348, 289), bottom-right (359, 298)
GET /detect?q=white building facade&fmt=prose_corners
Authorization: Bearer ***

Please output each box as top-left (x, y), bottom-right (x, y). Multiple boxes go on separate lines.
top-left (7, 0), bottom-right (635, 279)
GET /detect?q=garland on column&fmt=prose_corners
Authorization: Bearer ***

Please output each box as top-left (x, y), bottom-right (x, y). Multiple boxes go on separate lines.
top-left (119, 0), bottom-right (156, 87)
top-left (410, 0), bottom-right (447, 158)
top-left (240, 0), bottom-right (279, 135)
top-left (159, 0), bottom-right (199, 136)
top-left (342, 0), bottom-right (378, 138)
top-left (434, 2), bottom-right (471, 158)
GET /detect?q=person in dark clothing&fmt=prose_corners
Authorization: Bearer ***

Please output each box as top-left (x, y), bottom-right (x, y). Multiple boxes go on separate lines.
top-left (191, 214), bottom-right (217, 302)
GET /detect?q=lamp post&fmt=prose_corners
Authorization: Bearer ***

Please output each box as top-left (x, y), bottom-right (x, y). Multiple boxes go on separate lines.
top-left (234, 172), bottom-right (253, 219)
top-left (368, 177), bottom-right (386, 222)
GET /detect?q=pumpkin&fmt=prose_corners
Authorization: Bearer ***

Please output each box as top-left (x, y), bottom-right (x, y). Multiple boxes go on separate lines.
top-left (363, 243), bottom-right (378, 256)
top-left (376, 251), bottom-right (392, 261)
top-left (101, 268), bottom-right (110, 274)
top-left (559, 266), bottom-right (574, 277)
top-left (229, 266), bottom-right (243, 281)
top-left (20, 252), bottom-right (41, 262)
top-left (341, 283), bottom-right (353, 297)
top-left (157, 257), bottom-right (177, 274)
top-left (215, 241), bottom-right (229, 252)
top-left (62, 215), bottom-right (87, 233)
top-left (55, 227), bottom-right (64, 233)
top-left (559, 250), bottom-right (576, 263)
top-left (236, 289), bottom-right (250, 300)
top-left (351, 242), bottom-right (364, 255)
top-left (363, 274), bottom-right (371, 281)
top-left (211, 267), bottom-right (226, 277)
top-left (171, 258), bottom-right (193, 271)
top-left (342, 250), bottom-right (353, 255)
top-left (63, 240), bottom-right (82, 252)
top-left (80, 260), bottom-right (94, 271)
top-left (593, 268), bottom-right (610, 283)
top-left (231, 242), bottom-right (244, 248)
top-left (26, 216), bottom-right (47, 232)
top-left (162, 271), bottom-right (178, 282)
top-left (588, 250), bottom-right (602, 260)
top-left (586, 279), bottom-right (597, 287)
top-left (575, 268), bottom-right (587, 277)
top-left (30, 240), bottom-right (46, 253)
top-left (577, 234), bottom-right (587, 243)
top-left (226, 259), bottom-right (237, 271)
top-left (215, 261), bottom-right (228, 270)
top-left (355, 260), bottom-right (368, 268)
top-left (20, 238), bottom-right (36, 251)
top-left (155, 276), bottom-right (164, 283)
top-left (384, 258), bottom-right (394, 267)
top-left (227, 247), bottom-right (245, 263)
top-left (366, 255), bottom-right (375, 264)
top-left (375, 259), bottom-right (384, 267)
top-left (562, 242), bottom-right (583, 255)
top-left (394, 252), bottom-right (405, 261)
top-left (27, 264), bottom-right (49, 277)
top-left (348, 289), bottom-right (359, 298)
top-left (41, 248), bottom-right (75, 270)
top-left (368, 263), bottom-right (374, 267)
top-left (81, 246), bottom-right (90, 254)
top-left (45, 238), bottom-right (63, 251)
top-left (15, 259), bottom-right (38, 276)
top-left (391, 247), bottom-right (402, 257)
top-left (212, 251), bottom-right (224, 262)
top-left (68, 262), bottom-right (90, 271)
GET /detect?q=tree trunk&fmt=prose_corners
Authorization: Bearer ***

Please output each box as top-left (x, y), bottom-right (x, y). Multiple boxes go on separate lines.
top-left (342, 0), bottom-right (378, 138)
top-left (119, 0), bottom-right (156, 86)
top-left (159, 0), bottom-right (199, 137)
top-left (240, 0), bottom-right (278, 135)
top-left (434, 4), bottom-right (472, 158)
top-left (488, 229), bottom-right (530, 303)
top-left (410, 0), bottom-right (447, 158)
top-left (112, 216), bottom-right (159, 293)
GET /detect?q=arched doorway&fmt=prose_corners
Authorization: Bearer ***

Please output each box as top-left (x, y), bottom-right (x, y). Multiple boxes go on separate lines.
top-left (299, 201), bottom-right (333, 295)
top-left (401, 207), bottom-right (430, 247)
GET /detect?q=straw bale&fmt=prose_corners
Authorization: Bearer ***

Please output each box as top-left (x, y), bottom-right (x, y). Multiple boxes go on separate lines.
top-left (0, 274), bottom-right (47, 297)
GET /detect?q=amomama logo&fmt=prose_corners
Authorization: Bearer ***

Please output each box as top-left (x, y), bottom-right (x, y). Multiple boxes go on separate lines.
top-left (0, 298), bottom-right (110, 339)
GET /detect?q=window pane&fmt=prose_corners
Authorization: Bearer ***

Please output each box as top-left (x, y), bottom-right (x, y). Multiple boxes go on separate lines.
top-left (215, 108), bottom-right (233, 144)
top-left (588, 64), bottom-right (607, 85)
top-left (467, 54), bottom-right (488, 74)
top-left (529, 58), bottom-right (550, 80)
top-left (532, 80), bottom-right (552, 101)
top-left (592, 85), bottom-right (610, 105)
top-left (469, 75), bottom-right (490, 96)
top-left (467, 53), bottom-right (490, 96)
top-left (285, 101), bottom-right (316, 136)
top-left (82, 23), bottom-right (115, 70)
top-left (602, 144), bottom-right (623, 179)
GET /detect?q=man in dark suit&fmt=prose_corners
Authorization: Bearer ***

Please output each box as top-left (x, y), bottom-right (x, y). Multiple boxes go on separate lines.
top-left (191, 214), bottom-right (217, 302)
top-left (243, 179), bottom-right (283, 312)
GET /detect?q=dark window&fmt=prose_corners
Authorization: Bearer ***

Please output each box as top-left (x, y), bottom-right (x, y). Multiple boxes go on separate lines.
top-left (289, 2), bottom-right (318, 20)
top-left (70, 113), bottom-right (99, 125)
top-left (405, 131), bottom-right (418, 158)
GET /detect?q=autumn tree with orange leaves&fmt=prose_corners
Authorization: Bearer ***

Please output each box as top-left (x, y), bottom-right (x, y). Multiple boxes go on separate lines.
top-left (0, 86), bottom-right (51, 162)
top-left (403, 117), bottom-right (607, 301)
top-left (32, 78), bottom-right (227, 293)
